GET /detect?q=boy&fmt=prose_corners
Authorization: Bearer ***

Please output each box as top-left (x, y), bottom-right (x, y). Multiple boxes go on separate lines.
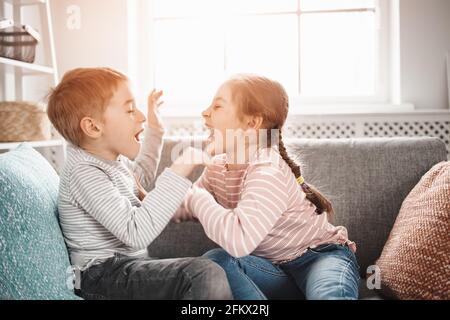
top-left (47, 67), bottom-right (232, 300)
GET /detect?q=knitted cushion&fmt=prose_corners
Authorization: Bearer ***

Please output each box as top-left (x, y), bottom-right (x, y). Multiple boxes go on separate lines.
top-left (0, 144), bottom-right (80, 300)
top-left (375, 161), bottom-right (450, 300)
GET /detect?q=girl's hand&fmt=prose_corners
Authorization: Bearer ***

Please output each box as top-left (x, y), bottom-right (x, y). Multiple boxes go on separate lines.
top-left (147, 89), bottom-right (164, 130)
top-left (172, 205), bottom-right (196, 223)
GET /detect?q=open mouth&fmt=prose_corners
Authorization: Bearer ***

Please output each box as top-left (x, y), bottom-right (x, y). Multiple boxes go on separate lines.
top-left (134, 129), bottom-right (144, 142)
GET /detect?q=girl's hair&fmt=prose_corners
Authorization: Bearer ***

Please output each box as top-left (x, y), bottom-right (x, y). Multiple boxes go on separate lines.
top-left (226, 74), bottom-right (334, 216)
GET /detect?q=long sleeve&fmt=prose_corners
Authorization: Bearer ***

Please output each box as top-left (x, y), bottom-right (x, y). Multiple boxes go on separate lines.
top-left (121, 126), bottom-right (164, 190)
top-left (186, 164), bottom-right (289, 258)
top-left (69, 164), bottom-right (192, 250)
top-left (173, 167), bottom-right (213, 221)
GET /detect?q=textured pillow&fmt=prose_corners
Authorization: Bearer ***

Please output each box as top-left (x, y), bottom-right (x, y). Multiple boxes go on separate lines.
top-left (376, 161), bottom-right (450, 300)
top-left (0, 144), bottom-right (80, 300)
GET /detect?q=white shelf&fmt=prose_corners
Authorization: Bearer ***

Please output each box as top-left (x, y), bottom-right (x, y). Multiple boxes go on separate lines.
top-left (0, 139), bottom-right (64, 151)
top-left (0, 56), bottom-right (54, 74)
top-left (4, 0), bottom-right (46, 6)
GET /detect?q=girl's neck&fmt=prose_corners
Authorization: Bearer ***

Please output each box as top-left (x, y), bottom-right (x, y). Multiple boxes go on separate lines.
top-left (225, 142), bottom-right (263, 170)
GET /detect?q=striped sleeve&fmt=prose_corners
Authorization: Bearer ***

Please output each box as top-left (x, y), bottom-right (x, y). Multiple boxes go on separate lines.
top-left (121, 126), bottom-right (164, 190)
top-left (186, 164), bottom-right (289, 257)
top-left (69, 164), bottom-right (192, 250)
top-left (172, 167), bottom-right (212, 221)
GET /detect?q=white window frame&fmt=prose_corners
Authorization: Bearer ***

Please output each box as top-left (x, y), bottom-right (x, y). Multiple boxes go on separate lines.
top-left (140, 0), bottom-right (396, 116)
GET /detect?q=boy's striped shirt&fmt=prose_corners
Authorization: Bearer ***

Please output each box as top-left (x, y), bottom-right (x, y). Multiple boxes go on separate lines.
top-left (58, 128), bottom-right (192, 269)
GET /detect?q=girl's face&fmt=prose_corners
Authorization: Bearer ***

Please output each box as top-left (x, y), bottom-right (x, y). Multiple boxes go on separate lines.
top-left (202, 83), bottom-right (249, 154)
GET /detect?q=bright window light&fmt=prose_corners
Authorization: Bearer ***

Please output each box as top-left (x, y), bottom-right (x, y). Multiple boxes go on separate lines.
top-left (151, 0), bottom-right (384, 111)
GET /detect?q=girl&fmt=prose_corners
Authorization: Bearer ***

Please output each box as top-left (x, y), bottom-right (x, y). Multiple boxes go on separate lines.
top-left (173, 74), bottom-right (360, 300)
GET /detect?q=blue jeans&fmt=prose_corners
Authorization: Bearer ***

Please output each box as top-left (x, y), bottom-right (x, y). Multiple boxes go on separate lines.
top-left (203, 243), bottom-right (360, 300)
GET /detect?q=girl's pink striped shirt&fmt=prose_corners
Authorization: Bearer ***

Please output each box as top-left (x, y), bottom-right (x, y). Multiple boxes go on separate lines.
top-left (182, 148), bottom-right (356, 263)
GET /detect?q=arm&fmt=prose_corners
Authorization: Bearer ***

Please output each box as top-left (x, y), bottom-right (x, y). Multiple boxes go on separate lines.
top-left (186, 165), bottom-right (289, 257)
top-left (69, 164), bottom-right (192, 250)
top-left (172, 163), bottom-right (215, 223)
top-left (123, 126), bottom-right (164, 190)
top-left (122, 89), bottom-right (165, 190)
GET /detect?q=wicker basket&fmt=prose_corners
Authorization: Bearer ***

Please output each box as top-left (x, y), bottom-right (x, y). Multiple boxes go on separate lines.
top-left (0, 101), bottom-right (51, 142)
top-left (0, 25), bottom-right (39, 63)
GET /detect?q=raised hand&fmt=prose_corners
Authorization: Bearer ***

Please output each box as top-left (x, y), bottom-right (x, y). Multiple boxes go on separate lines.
top-left (147, 89), bottom-right (164, 130)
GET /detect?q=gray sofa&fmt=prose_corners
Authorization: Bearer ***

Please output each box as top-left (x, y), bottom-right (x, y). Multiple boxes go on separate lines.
top-left (147, 137), bottom-right (448, 300)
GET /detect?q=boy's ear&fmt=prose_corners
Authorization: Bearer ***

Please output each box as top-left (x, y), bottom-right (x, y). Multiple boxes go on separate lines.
top-left (247, 115), bottom-right (264, 130)
top-left (80, 117), bottom-right (103, 139)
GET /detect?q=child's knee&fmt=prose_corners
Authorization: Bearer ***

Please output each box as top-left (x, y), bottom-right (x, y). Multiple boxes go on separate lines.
top-left (203, 248), bottom-right (233, 265)
top-left (188, 258), bottom-right (233, 299)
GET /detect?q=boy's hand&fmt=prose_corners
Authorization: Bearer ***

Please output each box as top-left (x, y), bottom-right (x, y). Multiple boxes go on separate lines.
top-left (147, 89), bottom-right (164, 130)
top-left (170, 147), bottom-right (213, 178)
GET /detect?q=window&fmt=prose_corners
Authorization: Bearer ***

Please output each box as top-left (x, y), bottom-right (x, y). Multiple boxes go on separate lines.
top-left (151, 0), bottom-right (388, 112)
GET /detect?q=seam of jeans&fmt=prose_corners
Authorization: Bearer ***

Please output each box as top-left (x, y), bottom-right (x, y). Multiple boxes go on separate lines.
top-left (239, 259), bottom-right (289, 277)
top-left (232, 258), bottom-right (267, 299)
top-left (339, 258), bottom-right (355, 299)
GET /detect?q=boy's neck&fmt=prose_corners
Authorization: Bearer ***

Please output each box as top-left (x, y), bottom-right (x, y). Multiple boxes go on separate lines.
top-left (80, 142), bottom-right (120, 162)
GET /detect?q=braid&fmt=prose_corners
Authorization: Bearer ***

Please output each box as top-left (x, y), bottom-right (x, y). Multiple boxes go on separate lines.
top-left (277, 131), bottom-right (301, 177)
top-left (278, 130), bottom-right (332, 216)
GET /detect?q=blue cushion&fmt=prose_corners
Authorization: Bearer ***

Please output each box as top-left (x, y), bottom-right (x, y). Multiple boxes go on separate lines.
top-left (0, 144), bottom-right (80, 300)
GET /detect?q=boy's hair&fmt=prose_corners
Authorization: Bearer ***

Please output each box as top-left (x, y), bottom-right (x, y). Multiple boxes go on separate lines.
top-left (226, 74), bottom-right (334, 218)
top-left (47, 67), bottom-right (128, 147)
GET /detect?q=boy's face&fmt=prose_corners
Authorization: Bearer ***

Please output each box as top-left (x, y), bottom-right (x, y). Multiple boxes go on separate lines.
top-left (101, 81), bottom-right (146, 160)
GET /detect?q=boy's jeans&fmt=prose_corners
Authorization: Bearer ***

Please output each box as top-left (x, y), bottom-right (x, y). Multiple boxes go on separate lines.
top-left (75, 254), bottom-right (233, 300)
top-left (203, 243), bottom-right (360, 300)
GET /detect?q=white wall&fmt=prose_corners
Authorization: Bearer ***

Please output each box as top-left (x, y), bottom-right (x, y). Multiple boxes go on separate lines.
top-left (399, 0), bottom-right (450, 110)
top-left (50, 0), bottom-right (152, 108)
top-left (51, 0), bottom-right (129, 76)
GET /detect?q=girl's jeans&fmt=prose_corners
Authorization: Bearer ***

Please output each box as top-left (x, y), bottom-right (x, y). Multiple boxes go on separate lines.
top-left (203, 243), bottom-right (360, 300)
top-left (76, 254), bottom-right (233, 300)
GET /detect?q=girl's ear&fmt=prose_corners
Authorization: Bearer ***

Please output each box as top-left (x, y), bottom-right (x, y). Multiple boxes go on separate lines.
top-left (247, 115), bottom-right (264, 130)
top-left (80, 117), bottom-right (103, 139)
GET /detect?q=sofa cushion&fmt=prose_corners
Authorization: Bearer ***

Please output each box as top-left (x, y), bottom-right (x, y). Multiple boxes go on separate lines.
top-left (375, 161), bottom-right (450, 300)
top-left (0, 144), bottom-right (80, 300)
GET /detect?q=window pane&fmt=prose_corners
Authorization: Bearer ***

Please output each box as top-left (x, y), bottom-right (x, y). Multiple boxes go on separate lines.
top-left (226, 15), bottom-right (299, 95)
top-left (300, 0), bottom-right (376, 11)
top-left (154, 0), bottom-right (298, 17)
top-left (227, 0), bottom-right (297, 14)
top-left (154, 19), bottom-right (225, 106)
top-left (153, 0), bottom-right (223, 18)
top-left (300, 12), bottom-right (376, 96)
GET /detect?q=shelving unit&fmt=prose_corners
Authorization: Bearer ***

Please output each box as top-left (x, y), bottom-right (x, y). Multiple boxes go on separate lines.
top-left (0, 56), bottom-right (54, 74)
top-left (0, 138), bottom-right (63, 151)
top-left (0, 0), bottom-right (65, 172)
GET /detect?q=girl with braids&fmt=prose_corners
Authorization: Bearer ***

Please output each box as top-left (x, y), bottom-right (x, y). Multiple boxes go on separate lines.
top-left (173, 74), bottom-right (360, 300)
